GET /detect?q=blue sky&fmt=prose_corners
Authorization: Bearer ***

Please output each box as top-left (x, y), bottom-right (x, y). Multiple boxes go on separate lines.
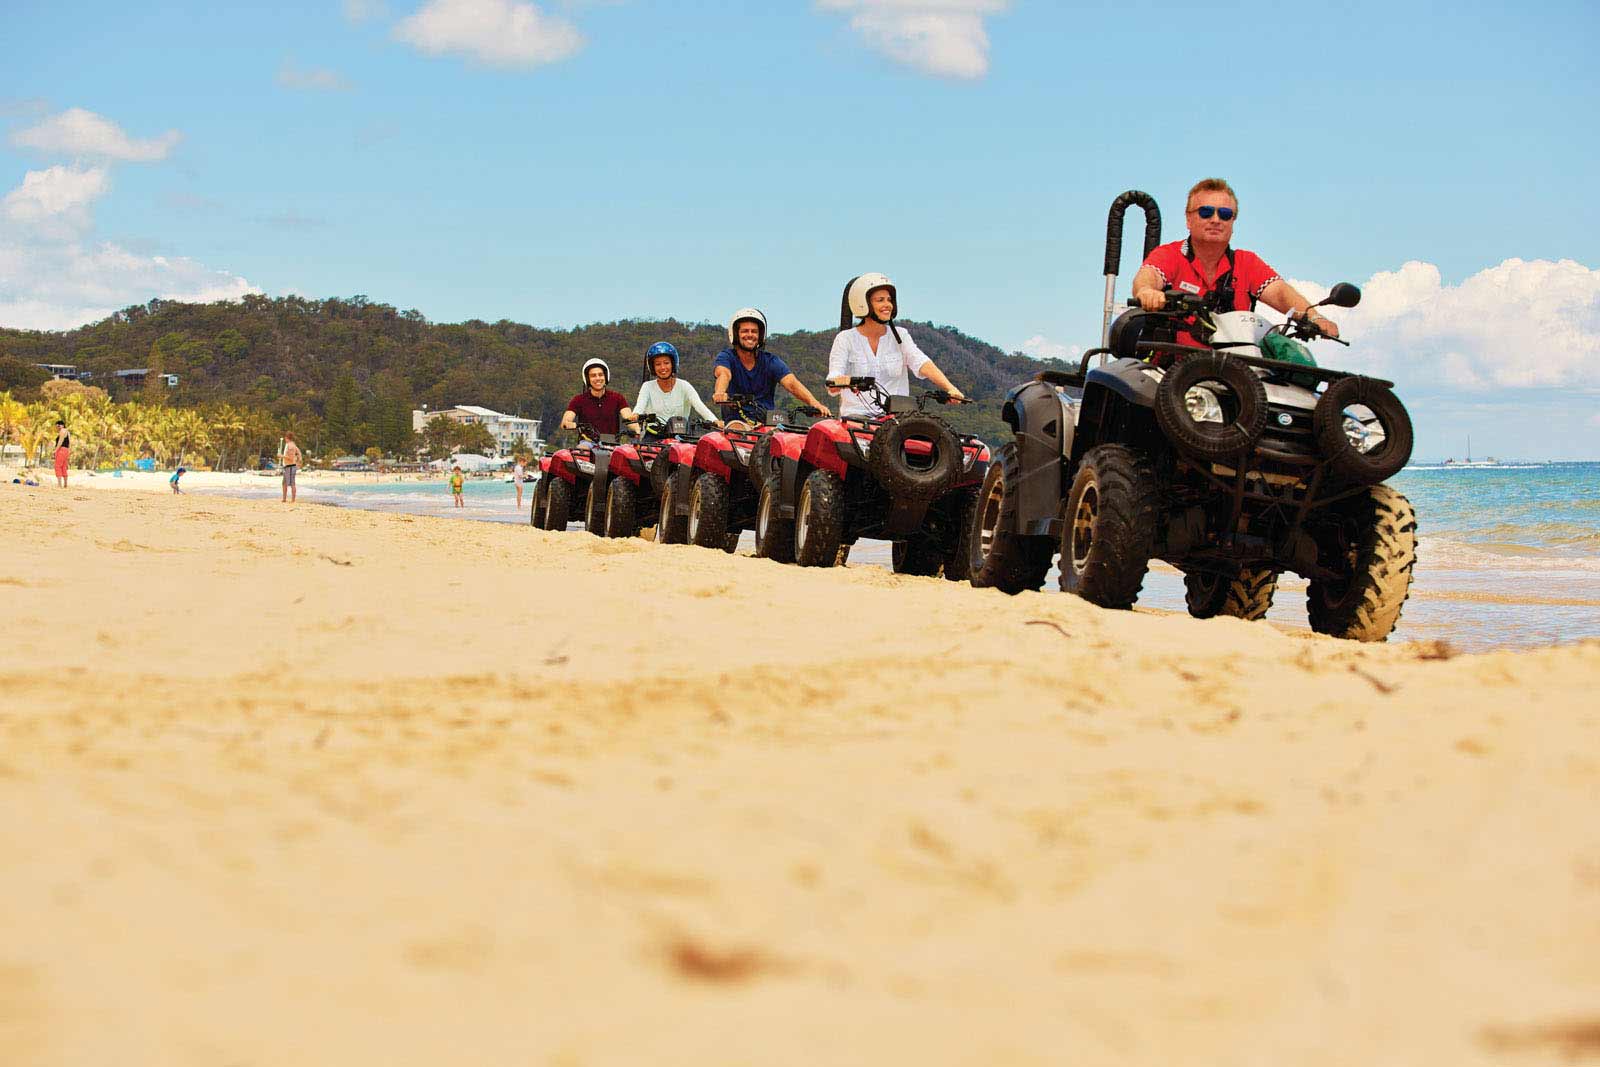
top-left (4, 0), bottom-right (1599, 458)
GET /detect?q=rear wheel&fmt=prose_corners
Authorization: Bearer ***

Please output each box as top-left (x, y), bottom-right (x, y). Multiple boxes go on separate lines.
top-left (892, 538), bottom-right (944, 576)
top-left (794, 469), bottom-right (845, 568)
top-left (688, 472), bottom-right (731, 550)
top-left (1307, 484), bottom-right (1417, 642)
top-left (655, 475), bottom-right (688, 544)
top-left (545, 477), bottom-right (574, 532)
top-left (1058, 444), bottom-right (1160, 609)
top-left (754, 476), bottom-right (795, 563)
top-left (969, 442), bottom-right (1054, 594)
top-left (1184, 566), bottom-right (1279, 620)
top-left (942, 490), bottom-right (977, 582)
top-left (604, 477), bottom-right (639, 538)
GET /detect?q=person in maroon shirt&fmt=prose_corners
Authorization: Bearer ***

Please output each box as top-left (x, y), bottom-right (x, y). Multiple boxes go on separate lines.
top-left (559, 358), bottom-right (637, 436)
top-left (1130, 178), bottom-right (1342, 340)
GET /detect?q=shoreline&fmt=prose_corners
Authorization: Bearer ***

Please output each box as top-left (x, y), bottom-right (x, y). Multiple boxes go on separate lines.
top-left (14, 461), bottom-right (1599, 655)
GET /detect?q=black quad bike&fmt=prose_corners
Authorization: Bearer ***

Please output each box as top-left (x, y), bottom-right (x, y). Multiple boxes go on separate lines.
top-left (769, 377), bottom-right (990, 575)
top-left (969, 190), bottom-right (1418, 642)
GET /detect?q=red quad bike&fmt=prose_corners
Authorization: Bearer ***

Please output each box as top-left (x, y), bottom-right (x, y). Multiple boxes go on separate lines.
top-left (528, 420), bottom-right (625, 534)
top-left (764, 377), bottom-right (990, 574)
top-left (682, 396), bottom-right (827, 555)
top-left (647, 414), bottom-right (725, 546)
top-left (592, 413), bottom-right (698, 538)
top-left (971, 189), bottom-right (1418, 642)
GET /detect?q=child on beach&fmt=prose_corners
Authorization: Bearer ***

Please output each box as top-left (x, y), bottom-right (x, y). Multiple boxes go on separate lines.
top-left (450, 465), bottom-right (465, 508)
top-left (170, 467), bottom-right (186, 494)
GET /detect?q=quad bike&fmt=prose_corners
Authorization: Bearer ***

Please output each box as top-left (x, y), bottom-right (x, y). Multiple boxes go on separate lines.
top-left (970, 189), bottom-right (1417, 642)
top-left (589, 412), bottom-right (702, 539)
top-left (528, 420), bottom-right (623, 534)
top-left (760, 377), bottom-right (990, 575)
top-left (682, 396), bottom-right (827, 555)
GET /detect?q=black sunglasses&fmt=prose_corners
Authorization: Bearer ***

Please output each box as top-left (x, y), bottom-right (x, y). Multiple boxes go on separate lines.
top-left (1191, 205), bottom-right (1236, 221)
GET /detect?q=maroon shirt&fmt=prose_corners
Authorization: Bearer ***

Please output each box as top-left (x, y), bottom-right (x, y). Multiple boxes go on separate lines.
top-left (566, 390), bottom-right (628, 435)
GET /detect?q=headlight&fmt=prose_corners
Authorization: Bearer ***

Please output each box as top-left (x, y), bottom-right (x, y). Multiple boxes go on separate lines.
top-left (1184, 386), bottom-right (1225, 424)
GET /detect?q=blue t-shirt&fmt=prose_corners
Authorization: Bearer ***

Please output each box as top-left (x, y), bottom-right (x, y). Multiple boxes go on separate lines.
top-left (713, 348), bottom-right (792, 410)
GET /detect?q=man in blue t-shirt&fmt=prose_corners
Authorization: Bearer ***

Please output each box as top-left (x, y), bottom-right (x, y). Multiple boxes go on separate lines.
top-left (711, 307), bottom-right (830, 415)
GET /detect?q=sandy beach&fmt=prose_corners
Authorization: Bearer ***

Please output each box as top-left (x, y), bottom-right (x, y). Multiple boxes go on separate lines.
top-left (3, 483), bottom-right (1598, 1066)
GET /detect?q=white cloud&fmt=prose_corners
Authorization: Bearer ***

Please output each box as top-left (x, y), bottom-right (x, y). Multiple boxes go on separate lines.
top-left (1018, 334), bottom-right (1083, 361)
top-left (818, 0), bottom-right (1007, 80)
top-left (1283, 259), bottom-right (1600, 393)
top-left (277, 62), bottom-right (353, 91)
top-left (393, 0), bottom-right (583, 68)
top-left (0, 167), bottom-right (256, 332)
top-left (11, 108), bottom-right (181, 163)
top-left (344, 0), bottom-right (389, 23)
top-left (2, 165), bottom-right (109, 233)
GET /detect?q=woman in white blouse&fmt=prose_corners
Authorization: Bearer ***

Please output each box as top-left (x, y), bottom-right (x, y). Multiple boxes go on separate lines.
top-left (826, 272), bottom-right (966, 418)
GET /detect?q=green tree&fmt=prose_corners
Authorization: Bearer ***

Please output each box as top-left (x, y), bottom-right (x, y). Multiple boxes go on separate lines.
top-left (324, 369), bottom-right (360, 453)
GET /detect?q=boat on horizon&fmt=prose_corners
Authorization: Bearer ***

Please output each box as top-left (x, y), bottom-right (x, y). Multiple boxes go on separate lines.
top-left (1442, 435), bottom-right (1500, 468)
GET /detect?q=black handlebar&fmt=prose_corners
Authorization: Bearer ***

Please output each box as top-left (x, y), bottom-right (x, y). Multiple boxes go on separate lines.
top-left (1105, 190), bottom-right (1162, 278)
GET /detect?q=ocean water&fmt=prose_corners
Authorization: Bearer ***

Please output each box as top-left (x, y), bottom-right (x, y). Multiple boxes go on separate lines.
top-left (196, 463), bottom-right (1600, 652)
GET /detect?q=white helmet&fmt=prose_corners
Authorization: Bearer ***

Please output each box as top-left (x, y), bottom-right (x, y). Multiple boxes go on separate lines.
top-left (727, 307), bottom-right (767, 349)
top-left (846, 272), bottom-right (896, 321)
top-left (580, 357), bottom-right (610, 386)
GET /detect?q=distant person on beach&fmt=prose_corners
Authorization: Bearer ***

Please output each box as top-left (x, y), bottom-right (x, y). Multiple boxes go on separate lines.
top-left (53, 419), bottom-right (70, 487)
top-left (512, 456), bottom-right (528, 508)
top-left (281, 432), bottom-right (302, 503)
top-left (450, 465), bottom-right (465, 507)
top-left (170, 467), bottom-right (186, 494)
top-left (1129, 177), bottom-right (1341, 339)
top-left (633, 342), bottom-right (722, 428)
top-left (560, 358), bottom-right (638, 437)
top-left (712, 308), bottom-right (831, 416)
top-left (826, 277), bottom-right (965, 417)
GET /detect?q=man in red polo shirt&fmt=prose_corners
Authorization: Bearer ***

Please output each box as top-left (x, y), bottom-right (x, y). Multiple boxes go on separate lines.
top-left (1131, 178), bottom-right (1341, 340)
top-left (559, 358), bottom-right (637, 436)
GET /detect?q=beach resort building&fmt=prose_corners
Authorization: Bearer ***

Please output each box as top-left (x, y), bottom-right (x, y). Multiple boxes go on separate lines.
top-left (411, 405), bottom-right (543, 458)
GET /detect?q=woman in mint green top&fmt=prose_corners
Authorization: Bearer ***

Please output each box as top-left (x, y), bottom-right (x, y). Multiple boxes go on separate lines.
top-left (633, 343), bottom-right (721, 427)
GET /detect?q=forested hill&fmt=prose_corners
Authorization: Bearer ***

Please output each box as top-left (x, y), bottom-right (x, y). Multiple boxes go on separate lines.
top-left (0, 295), bottom-right (1071, 446)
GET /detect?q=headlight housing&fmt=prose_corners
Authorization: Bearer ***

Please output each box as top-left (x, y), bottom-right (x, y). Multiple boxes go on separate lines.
top-left (1184, 385), bottom-right (1225, 424)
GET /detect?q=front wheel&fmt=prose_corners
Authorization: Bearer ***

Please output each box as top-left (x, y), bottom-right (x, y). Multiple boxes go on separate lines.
top-left (794, 469), bottom-right (845, 568)
top-left (529, 478), bottom-right (549, 528)
top-left (754, 475), bottom-right (795, 564)
top-left (1183, 566), bottom-right (1279, 620)
top-left (1058, 444), bottom-right (1160, 609)
top-left (545, 477), bottom-right (574, 532)
top-left (584, 478), bottom-right (607, 534)
top-left (655, 474), bottom-right (688, 544)
top-left (969, 442), bottom-right (1054, 594)
top-left (1307, 484), bottom-right (1417, 642)
top-left (688, 471), bottom-right (731, 550)
top-left (604, 477), bottom-right (639, 538)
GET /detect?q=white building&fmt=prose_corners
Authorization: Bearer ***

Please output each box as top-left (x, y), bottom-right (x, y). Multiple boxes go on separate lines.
top-left (412, 405), bottom-right (543, 457)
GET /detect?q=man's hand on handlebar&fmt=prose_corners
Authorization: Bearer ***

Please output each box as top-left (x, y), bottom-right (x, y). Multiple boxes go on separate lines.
top-left (1134, 288), bottom-right (1167, 311)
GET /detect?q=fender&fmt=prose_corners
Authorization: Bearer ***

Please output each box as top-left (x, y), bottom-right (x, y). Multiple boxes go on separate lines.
top-left (550, 449), bottom-right (579, 485)
top-left (693, 432), bottom-right (735, 482)
top-left (1085, 357), bottom-right (1158, 407)
top-left (608, 444), bottom-right (643, 485)
top-left (798, 420), bottom-right (853, 480)
top-left (954, 441), bottom-right (991, 490)
top-left (1006, 379), bottom-right (1069, 528)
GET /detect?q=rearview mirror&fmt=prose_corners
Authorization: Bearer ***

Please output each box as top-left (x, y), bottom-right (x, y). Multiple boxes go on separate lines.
top-left (1319, 282), bottom-right (1361, 309)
